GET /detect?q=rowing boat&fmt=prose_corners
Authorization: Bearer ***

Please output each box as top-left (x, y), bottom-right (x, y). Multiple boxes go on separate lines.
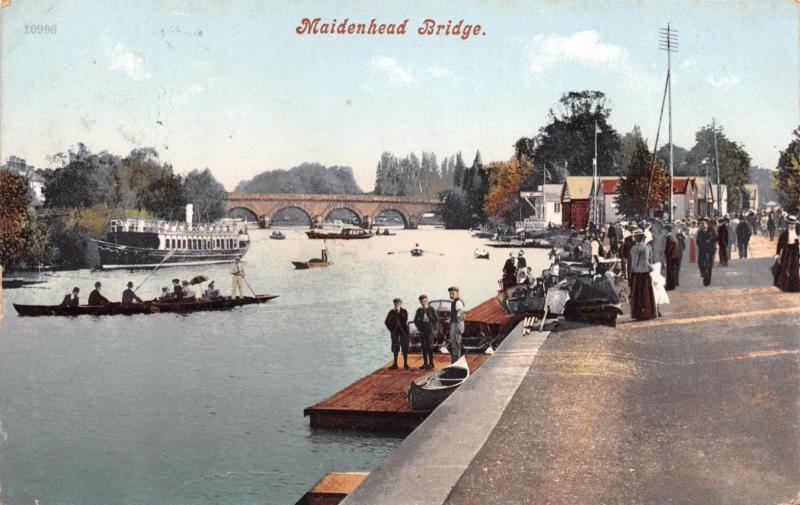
top-left (407, 356), bottom-right (470, 411)
top-left (13, 295), bottom-right (278, 317)
top-left (292, 259), bottom-right (331, 269)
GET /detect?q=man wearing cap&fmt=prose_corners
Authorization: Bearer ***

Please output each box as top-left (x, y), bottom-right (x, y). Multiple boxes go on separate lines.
top-left (413, 295), bottom-right (439, 370)
top-left (736, 215), bottom-right (752, 259)
top-left (696, 217), bottom-right (717, 286)
top-left (172, 278), bottom-right (183, 299)
top-left (717, 217), bottom-right (730, 267)
top-left (774, 215), bottom-right (800, 292)
top-left (384, 298), bottom-right (410, 370)
top-left (664, 224), bottom-right (681, 291)
top-left (88, 281), bottom-right (110, 305)
top-left (447, 287), bottom-right (465, 363)
top-left (121, 281), bottom-right (143, 305)
top-left (61, 287), bottom-right (80, 306)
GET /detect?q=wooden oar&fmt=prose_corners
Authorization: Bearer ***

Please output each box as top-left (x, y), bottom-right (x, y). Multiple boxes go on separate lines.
top-left (134, 250), bottom-right (176, 293)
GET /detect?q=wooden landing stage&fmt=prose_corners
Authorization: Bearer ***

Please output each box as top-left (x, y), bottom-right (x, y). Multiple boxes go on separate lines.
top-left (304, 296), bottom-right (520, 435)
top-left (295, 471), bottom-right (369, 505)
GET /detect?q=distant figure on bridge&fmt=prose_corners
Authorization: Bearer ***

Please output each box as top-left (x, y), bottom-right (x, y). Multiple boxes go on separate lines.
top-left (61, 287), bottom-right (80, 306)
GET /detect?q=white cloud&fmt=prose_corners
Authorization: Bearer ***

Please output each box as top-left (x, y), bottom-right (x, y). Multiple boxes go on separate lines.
top-left (529, 30), bottom-right (628, 75)
top-left (430, 65), bottom-right (458, 81)
top-left (109, 44), bottom-right (149, 80)
top-left (707, 74), bottom-right (739, 89)
top-left (369, 56), bottom-right (414, 85)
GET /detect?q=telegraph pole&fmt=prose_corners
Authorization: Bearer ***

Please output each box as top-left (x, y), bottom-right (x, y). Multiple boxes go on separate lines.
top-left (712, 117), bottom-right (721, 215)
top-left (660, 24), bottom-right (678, 221)
top-left (592, 120), bottom-right (598, 225)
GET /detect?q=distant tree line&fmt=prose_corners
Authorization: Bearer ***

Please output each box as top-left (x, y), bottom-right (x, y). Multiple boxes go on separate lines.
top-left (235, 162), bottom-right (362, 194)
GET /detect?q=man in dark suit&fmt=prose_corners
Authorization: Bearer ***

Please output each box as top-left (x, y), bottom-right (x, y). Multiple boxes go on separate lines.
top-left (88, 281), bottom-right (110, 305)
top-left (384, 298), bottom-right (410, 370)
top-left (61, 287), bottom-right (80, 306)
top-left (414, 295), bottom-right (439, 370)
top-left (121, 281), bottom-right (143, 305)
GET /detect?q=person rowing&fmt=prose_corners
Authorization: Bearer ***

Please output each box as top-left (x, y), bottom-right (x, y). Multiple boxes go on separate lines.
top-left (121, 281), bottom-right (143, 305)
top-left (88, 281), bottom-right (110, 306)
top-left (60, 287), bottom-right (80, 306)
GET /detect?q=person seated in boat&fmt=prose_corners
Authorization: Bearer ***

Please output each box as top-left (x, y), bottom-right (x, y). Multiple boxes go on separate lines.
top-left (181, 280), bottom-right (196, 299)
top-left (121, 281), bottom-right (143, 305)
top-left (172, 278), bottom-right (183, 298)
top-left (520, 266), bottom-right (535, 285)
top-left (88, 281), bottom-right (110, 306)
top-left (61, 287), bottom-right (80, 306)
top-left (203, 281), bottom-right (220, 300)
top-left (159, 286), bottom-right (173, 301)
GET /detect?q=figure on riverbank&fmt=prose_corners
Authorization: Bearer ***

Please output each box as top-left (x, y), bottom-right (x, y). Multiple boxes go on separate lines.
top-left (696, 217), bottom-right (717, 287)
top-left (774, 215), bottom-right (800, 292)
top-left (736, 217), bottom-right (752, 259)
top-left (717, 217), bottom-right (730, 267)
top-left (688, 220), bottom-right (697, 264)
top-left (620, 223), bottom-right (637, 286)
top-left (121, 281), bottom-right (143, 305)
top-left (651, 261), bottom-right (669, 317)
top-left (728, 214), bottom-right (738, 257)
top-left (448, 287), bottom-right (465, 363)
top-left (629, 230), bottom-right (656, 320)
top-left (675, 223), bottom-right (687, 283)
top-left (516, 250), bottom-right (527, 283)
top-left (231, 258), bottom-right (246, 299)
top-left (384, 298), bottom-right (410, 370)
top-left (61, 287), bottom-right (80, 306)
top-left (414, 295), bottom-right (439, 370)
top-left (88, 281), bottom-right (110, 305)
top-left (768, 211), bottom-right (777, 241)
top-left (664, 225), bottom-right (681, 291)
top-left (502, 253), bottom-right (517, 289)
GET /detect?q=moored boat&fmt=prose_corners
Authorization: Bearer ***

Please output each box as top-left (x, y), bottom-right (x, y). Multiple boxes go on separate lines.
top-left (270, 230), bottom-right (286, 240)
top-left (473, 248), bottom-right (490, 259)
top-left (306, 227), bottom-right (372, 240)
top-left (292, 259), bottom-right (331, 269)
top-left (13, 295), bottom-right (278, 317)
top-left (408, 356), bottom-right (470, 411)
top-left (2, 278), bottom-right (48, 289)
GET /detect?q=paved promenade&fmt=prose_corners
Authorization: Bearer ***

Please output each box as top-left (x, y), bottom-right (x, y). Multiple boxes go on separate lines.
top-left (346, 234), bottom-right (800, 505)
top-left (448, 234), bottom-right (799, 504)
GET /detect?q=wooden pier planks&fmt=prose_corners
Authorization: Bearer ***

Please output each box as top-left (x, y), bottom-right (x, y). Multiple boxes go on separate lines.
top-left (304, 353), bottom-right (488, 434)
top-left (295, 471), bottom-right (369, 505)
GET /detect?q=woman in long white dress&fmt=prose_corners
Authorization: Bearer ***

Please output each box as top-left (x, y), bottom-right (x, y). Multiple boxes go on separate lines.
top-left (650, 261), bottom-right (670, 317)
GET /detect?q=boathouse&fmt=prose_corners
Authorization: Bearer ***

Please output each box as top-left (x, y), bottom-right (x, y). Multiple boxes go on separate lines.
top-left (560, 176), bottom-right (593, 229)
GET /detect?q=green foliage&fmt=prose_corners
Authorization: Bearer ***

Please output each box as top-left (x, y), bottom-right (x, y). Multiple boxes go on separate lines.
top-left (183, 168), bottom-right (227, 222)
top-left (775, 127), bottom-right (800, 214)
top-left (374, 151), bottom-right (457, 197)
top-left (440, 188), bottom-right (473, 229)
top-left (237, 162), bottom-right (362, 195)
top-left (655, 143), bottom-right (690, 176)
top-left (23, 208), bottom-right (58, 267)
top-left (517, 90), bottom-right (621, 189)
top-left (138, 169), bottom-right (186, 220)
top-left (615, 138), bottom-right (671, 218)
top-left (0, 171), bottom-right (30, 267)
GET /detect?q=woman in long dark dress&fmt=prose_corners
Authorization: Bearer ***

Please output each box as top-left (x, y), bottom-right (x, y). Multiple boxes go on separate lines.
top-left (629, 230), bottom-right (656, 320)
top-left (774, 215), bottom-right (800, 292)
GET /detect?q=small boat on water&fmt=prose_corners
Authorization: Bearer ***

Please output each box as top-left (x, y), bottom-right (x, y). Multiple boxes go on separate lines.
top-left (13, 295), bottom-right (278, 317)
top-left (2, 278), bottom-right (48, 289)
top-left (473, 248), bottom-right (490, 260)
top-left (306, 227), bottom-right (372, 240)
top-left (292, 259), bottom-right (331, 269)
top-left (408, 356), bottom-right (470, 411)
top-left (270, 230), bottom-right (286, 240)
top-left (410, 247), bottom-right (424, 257)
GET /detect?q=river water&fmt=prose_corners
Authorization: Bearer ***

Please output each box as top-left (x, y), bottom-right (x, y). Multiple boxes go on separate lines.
top-left (0, 229), bottom-right (549, 505)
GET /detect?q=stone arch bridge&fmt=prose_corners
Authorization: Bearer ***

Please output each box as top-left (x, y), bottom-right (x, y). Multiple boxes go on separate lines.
top-left (225, 193), bottom-right (441, 228)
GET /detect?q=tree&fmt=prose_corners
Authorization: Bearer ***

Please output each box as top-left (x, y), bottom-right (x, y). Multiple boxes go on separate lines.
top-left (453, 152), bottom-right (466, 189)
top-left (238, 162), bottom-right (363, 195)
top-left (775, 127), bottom-right (800, 214)
top-left (466, 151), bottom-right (487, 221)
top-left (182, 168), bottom-right (228, 222)
top-left (484, 157), bottom-right (530, 222)
top-left (615, 138), bottom-right (671, 218)
top-left (0, 171), bottom-right (30, 268)
top-left (655, 143), bottom-right (690, 176)
top-left (517, 90), bottom-right (621, 189)
top-left (440, 188), bottom-right (473, 229)
top-left (138, 168), bottom-right (186, 220)
top-left (618, 125), bottom-right (644, 175)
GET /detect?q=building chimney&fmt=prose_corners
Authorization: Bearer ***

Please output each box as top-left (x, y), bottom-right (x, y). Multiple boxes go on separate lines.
top-left (185, 204), bottom-right (193, 226)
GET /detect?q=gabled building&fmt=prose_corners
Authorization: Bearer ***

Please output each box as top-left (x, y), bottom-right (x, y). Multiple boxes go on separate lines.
top-left (560, 176), bottom-right (594, 229)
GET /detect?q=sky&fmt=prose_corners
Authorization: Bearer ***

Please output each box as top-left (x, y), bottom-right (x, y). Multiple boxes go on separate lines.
top-left (1, 0), bottom-right (798, 191)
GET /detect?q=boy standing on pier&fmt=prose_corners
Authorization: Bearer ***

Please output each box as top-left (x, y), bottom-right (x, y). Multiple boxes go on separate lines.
top-left (384, 298), bottom-right (410, 370)
top-left (448, 287), bottom-right (465, 363)
top-left (414, 295), bottom-right (439, 370)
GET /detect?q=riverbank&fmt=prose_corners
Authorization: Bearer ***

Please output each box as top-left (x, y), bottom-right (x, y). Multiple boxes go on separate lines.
top-left (342, 234), bottom-right (800, 504)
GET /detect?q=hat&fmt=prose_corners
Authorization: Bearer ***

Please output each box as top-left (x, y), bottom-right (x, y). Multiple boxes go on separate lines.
top-left (161, 287), bottom-right (168, 291)
top-left (788, 215), bottom-right (798, 224)
top-left (172, 278), bottom-right (180, 283)
top-left (518, 250), bottom-right (525, 255)
top-left (72, 287), bottom-right (80, 293)
top-left (181, 280), bottom-right (189, 286)
top-left (209, 281), bottom-right (215, 287)
top-left (94, 281), bottom-right (102, 288)
top-left (418, 294), bottom-right (428, 301)
top-left (633, 228), bottom-right (644, 236)
top-left (393, 298), bottom-right (402, 304)
top-left (127, 281), bottom-right (134, 288)
top-left (448, 286), bottom-right (459, 293)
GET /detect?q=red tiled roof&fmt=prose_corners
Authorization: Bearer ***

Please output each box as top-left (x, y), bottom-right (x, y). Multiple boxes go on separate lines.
top-left (673, 177), bottom-right (691, 194)
top-left (600, 179), bottom-right (619, 194)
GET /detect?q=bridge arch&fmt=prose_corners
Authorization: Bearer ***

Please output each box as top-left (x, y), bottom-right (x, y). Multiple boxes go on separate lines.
top-left (324, 206), bottom-right (362, 226)
top-left (225, 206), bottom-right (259, 223)
top-left (374, 208), bottom-right (410, 228)
top-left (271, 205), bottom-right (313, 227)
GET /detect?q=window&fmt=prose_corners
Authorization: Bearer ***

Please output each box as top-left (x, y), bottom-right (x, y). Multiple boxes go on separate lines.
top-left (553, 202), bottom-right (561, 213)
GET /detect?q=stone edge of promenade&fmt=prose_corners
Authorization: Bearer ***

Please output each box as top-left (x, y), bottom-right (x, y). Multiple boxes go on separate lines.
top-left (340, 323), bottom-right (548, 505)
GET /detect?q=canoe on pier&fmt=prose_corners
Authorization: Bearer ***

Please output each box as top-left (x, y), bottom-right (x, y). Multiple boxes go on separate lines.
top-left (408, 355), bottom-right (470, 411)
top-left (13, 295), bottom-right (278, 317)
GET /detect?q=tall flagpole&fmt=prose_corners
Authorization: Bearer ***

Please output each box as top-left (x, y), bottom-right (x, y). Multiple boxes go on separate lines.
top-left (713, 117), bottom-right (721, 215)
top-left (660, 24), bottom-right (678, 221)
